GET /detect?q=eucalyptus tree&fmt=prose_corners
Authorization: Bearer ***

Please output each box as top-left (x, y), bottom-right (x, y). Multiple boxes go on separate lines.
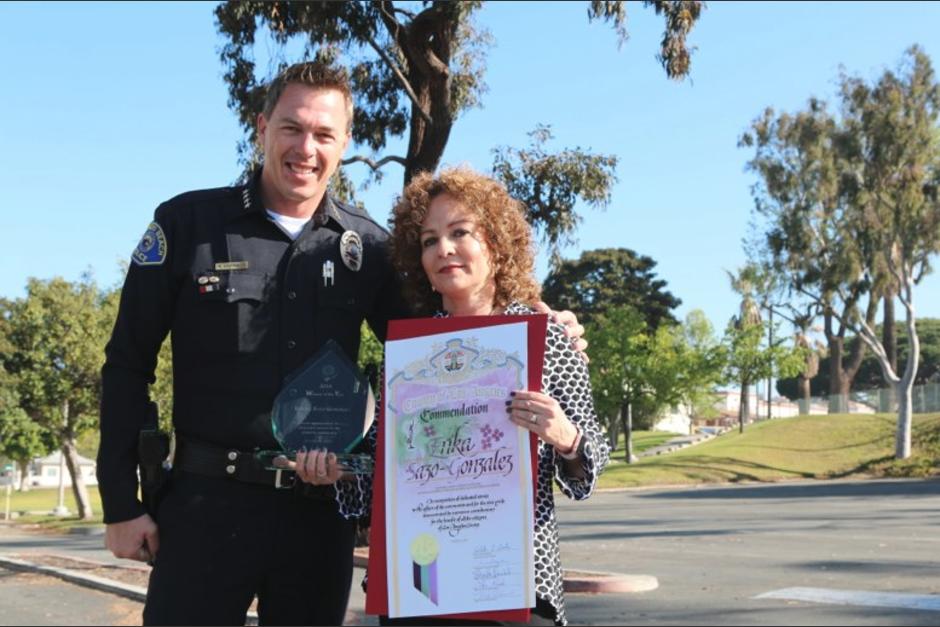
top-left (835, 46), bottom-right (940, 458)
top-left (214, 1), bottom-right (702, 253)
top-left (743, 46), bottom-right (940, 458)
top-left (741, 97), bottom-right (876, 413)
top-left (493, 125), bottom-right (618, 265)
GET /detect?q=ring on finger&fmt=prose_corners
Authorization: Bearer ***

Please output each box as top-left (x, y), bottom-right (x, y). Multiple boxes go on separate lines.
top-left (529, 413), bottom-right (538, 425)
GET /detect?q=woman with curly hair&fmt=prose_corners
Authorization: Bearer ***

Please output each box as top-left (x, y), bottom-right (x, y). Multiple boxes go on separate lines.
top-left (382, 166), bottom-right (611, 626)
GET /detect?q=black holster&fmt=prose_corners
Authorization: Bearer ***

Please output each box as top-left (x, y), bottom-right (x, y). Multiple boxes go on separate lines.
top-left (138, 402), bottom-right (171, 516)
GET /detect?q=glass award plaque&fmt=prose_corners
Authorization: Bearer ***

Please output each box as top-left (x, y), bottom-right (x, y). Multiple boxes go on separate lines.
top-left (256, 339), bottom-right (375, 474)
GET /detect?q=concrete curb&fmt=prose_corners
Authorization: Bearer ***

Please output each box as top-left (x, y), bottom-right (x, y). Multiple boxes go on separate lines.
top-left (0, 554), bottom-right (264, 622)
top-left (0, 554), bottom-right (148, 602)
top-left (353, 548), bottom-right (657, 594)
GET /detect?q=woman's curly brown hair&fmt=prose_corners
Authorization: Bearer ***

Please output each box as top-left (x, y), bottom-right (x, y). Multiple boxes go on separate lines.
top-left (390, 166), bottom-right (541, 315)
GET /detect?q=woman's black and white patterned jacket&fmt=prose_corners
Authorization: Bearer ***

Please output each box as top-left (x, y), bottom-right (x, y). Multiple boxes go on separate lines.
top-left (332, 301), bottom-right (610, 626)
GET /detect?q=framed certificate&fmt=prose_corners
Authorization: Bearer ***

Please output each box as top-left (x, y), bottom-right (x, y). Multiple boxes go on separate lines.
top-left (366, 313), bottom-right (548, 621)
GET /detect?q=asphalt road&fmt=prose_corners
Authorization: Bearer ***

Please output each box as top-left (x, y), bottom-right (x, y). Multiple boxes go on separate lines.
top-left (1, 478), bottom-right (938, 625)
top-left (556, 478), bottom-right (940, 625)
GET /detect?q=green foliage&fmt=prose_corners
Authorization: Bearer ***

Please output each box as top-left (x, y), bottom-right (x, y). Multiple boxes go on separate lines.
top-left (722, 318), bottom-right (805, 389)
top-left (0, 365), bottom-right (48, 465)
top-left (215, 1), bottom-right (703, 188)
top-left (492, 125), bottom-right (618, 265)
top-left (838, 45), bottom-right (940, 292)
top-left (542, 247), bottom-right (681, 329)
top-left (588, 305), bottom-right (724, 431)
top-left (357, 321), bottom-right (383, 372)
top-left (588, 1), bottom-right (703, 79)
top-left (777, 318), bottom-right (940, 398)
top-left (587, 305), bottom-right (646, 426)
top-left (150, 339), bottom-right (174, 433)
top-left (0, 276), bottom-right (115, 441)
top-left (680, 310), bottom-right (726, 419)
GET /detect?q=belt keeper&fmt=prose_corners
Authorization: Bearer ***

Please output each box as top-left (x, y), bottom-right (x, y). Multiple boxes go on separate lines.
top-left (274, 468), bottom-right (294, 489)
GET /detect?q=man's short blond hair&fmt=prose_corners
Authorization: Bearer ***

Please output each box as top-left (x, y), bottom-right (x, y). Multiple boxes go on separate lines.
top-left (262, 62), bottom-right (354, 133)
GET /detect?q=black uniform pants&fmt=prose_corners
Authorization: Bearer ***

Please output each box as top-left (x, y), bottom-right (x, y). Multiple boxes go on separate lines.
top-left (143, 471), bottom-right (356, 626)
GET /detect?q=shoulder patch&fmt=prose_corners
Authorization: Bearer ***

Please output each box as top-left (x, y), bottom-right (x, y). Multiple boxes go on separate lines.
top-left (131, 222), bottom-right (168, 266)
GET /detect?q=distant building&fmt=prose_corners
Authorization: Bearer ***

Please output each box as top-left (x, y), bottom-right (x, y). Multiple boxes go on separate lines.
top-left (26, 452), bottom-right (98, 488)
top-left (652, 405), bottom-right (693, 435)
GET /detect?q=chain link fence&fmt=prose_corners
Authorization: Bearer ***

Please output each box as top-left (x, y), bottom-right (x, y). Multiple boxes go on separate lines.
top-left (796, 382), bottom-right (940, 415)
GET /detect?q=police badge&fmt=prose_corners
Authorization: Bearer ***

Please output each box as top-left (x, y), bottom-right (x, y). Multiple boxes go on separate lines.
top-left (340, 230), bottom-right (363, 272)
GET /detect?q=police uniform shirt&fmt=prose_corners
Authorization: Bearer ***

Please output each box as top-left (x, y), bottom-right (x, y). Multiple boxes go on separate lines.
top-left (97, 172), bottom-right (409, 524)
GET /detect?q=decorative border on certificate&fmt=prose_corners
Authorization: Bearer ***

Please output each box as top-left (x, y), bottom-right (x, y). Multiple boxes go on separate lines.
top-left (371, 314), bottom-right (547, 621)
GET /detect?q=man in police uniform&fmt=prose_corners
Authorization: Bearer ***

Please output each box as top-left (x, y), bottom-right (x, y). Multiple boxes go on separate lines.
top-left (99, 61), bottom-right (587, 625)
top-left (98, 62), bottom-right (410, 625)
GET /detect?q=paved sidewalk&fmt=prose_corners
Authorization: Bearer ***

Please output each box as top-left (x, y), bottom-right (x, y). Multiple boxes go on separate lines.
top-left (639, 431), bottom-right (716, 457)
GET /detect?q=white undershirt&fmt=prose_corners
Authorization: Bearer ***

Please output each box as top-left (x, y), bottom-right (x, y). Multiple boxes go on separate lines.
top-left (266, 209), bottom-right (310, 241)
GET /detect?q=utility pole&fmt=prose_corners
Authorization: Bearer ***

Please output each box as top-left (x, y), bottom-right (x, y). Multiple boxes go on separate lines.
top-left (53, 451), bottom-right (69, 516)
top-left (767, 306), bottom-right (774, 421)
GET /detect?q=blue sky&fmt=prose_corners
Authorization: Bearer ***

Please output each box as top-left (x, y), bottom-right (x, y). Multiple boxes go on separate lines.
top-left (2, 1), bottom-right (939, 338)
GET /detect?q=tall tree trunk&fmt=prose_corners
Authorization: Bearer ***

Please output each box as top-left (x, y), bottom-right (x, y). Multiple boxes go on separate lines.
top-left (852, 281), bottom-right (920, 460)
top-left (62, 438), bottom-right (93, 520)
top-left (61, 401), bottom-right (93, 520)
top-left (621, 401), bottom-right (635, 463)
top-left (739, 381), bottom-right (749, 433)
top-left (825, 307), bottom-right (847, 413)
top-left (895, 382), bottom-right (913, 459)
top-left (797, 376), bottom-right (811, 414)
top-left (883, 292), bottom-right (898, 412)
top-left (895, 292), bottom-right (920, 460)
top-left (796, 374), bottom-right (813, 403)
top-left (401, 6), bottom-right (456, 184)
top-left (608, 412), bottom-right (620, 451)
top-left (17, 459), bottom-right (30, 492)
top-left (825, 300), bottom-right (875, 414)
top-left (766, 308), bottom-right (774, 421)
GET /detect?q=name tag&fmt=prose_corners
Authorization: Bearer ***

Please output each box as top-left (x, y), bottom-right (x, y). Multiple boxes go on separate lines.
top-left (214, 261), bottom-right (250, 272)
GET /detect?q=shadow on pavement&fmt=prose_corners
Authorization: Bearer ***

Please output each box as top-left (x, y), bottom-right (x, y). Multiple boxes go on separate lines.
top-left (637, 478), bottom-right (940, 501)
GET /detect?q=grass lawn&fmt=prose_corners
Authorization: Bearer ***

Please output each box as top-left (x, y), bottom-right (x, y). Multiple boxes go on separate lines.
top-left (3, 486), bottom-right (103, 528)
top-left (5, 415), bottom-right (938, 529)
top-left (598, 412), bottom-right (940, 489)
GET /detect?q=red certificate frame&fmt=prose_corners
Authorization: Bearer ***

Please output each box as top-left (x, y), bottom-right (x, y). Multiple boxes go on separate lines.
top-left (366, 313), bottom-right (549, 622)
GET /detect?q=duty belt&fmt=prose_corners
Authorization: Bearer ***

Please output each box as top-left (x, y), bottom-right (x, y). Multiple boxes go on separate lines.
top-left (174, 437), bottom-right (296, 489)
top-left (173, 437), bottom-right (338, 501)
